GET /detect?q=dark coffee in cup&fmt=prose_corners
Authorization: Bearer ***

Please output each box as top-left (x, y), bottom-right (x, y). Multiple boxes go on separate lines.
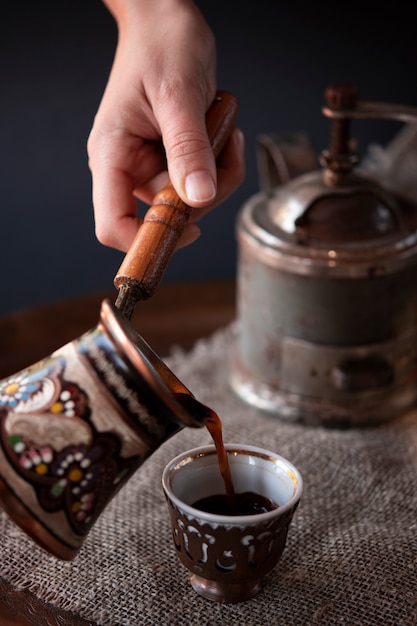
top-left (192, 491), bottom-right (278, 516)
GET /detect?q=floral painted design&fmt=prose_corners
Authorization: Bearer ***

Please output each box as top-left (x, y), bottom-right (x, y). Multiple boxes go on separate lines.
top-left (0, 371), bottom-right (45, 410)
top-left (0, 357), bottom-right (139, 535)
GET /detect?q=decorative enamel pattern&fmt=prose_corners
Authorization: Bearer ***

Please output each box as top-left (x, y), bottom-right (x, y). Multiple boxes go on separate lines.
top-left (166, 497), bottom-right (298, 583)
top-left (0, 355), bottom-right (140, 536)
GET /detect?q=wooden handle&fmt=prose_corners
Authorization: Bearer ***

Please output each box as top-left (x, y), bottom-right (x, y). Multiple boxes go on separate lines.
top-left (114, 90), bottom-right (238, 299)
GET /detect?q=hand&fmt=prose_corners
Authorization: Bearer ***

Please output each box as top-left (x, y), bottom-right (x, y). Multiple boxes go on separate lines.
top-left (87, 0), bottom-right (245, 253)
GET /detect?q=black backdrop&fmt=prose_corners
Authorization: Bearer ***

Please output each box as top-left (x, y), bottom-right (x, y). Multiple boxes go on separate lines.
top-left (1, 1), bottom-right (416, 316)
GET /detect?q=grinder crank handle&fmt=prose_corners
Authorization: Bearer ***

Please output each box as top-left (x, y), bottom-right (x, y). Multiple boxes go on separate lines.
top-left (114, 90), bottom-right (238, 320)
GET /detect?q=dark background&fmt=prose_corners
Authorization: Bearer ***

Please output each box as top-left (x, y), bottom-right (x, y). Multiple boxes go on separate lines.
top-left (1, 1), bottom-right (416, 316)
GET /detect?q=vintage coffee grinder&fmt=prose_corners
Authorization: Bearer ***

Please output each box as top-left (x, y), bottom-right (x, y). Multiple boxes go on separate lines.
top-left (230, 84), bottom-right (417, 427)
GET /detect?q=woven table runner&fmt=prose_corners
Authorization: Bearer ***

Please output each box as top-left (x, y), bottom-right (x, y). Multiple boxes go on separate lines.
top-left (1, 323), bottom-right (416, 625)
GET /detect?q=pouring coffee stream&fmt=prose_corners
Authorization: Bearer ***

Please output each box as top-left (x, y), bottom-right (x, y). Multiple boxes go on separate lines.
top-left (174, 392), bottom-right (236, 513)
top-left (175, 394), bottom-right (277, 517)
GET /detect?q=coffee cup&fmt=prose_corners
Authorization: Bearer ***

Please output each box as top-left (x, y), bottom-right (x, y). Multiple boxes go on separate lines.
top-left (162, 443), bottom-right (303, 603)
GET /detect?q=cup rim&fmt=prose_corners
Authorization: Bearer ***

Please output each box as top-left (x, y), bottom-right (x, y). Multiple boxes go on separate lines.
top-left (162, 443), bottom-right (303, 525)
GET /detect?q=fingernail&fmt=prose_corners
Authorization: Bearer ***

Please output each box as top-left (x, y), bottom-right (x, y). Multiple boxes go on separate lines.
top-left (185, 171), bottom-right (216, 203)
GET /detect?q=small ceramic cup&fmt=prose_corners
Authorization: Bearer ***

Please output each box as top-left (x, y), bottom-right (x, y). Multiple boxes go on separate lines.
top-left (162, 443), bottom-right (303, 603)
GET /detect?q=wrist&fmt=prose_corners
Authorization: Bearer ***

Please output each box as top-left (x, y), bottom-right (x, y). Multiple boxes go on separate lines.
top-left (103, 0), bottom-right (197, 27)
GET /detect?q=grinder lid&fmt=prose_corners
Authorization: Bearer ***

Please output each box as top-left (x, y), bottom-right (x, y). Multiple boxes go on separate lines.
top-left (240, 84), bottom-right (417, 277)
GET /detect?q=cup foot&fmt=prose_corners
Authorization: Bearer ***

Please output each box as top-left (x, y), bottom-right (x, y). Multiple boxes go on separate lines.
top-left (190, 574), bottom-right (263, 603)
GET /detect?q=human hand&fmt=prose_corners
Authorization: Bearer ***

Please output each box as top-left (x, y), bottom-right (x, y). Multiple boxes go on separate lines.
top-left (87, 0), bottom-right (245, 253)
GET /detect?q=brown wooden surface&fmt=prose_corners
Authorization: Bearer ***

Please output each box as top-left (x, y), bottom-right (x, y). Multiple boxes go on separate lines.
top-left (0, 280), bottom-right (236, 626)
top-left (0, 280), bottom-right (236, 379)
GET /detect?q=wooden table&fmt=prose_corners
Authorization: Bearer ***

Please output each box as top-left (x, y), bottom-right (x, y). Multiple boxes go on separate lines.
top-left (0, 280), bottom-right (236, 626)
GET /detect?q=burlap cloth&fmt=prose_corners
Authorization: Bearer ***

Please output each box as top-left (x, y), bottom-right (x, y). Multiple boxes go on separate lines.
top-left (0, 323), bottom-right (416, 625)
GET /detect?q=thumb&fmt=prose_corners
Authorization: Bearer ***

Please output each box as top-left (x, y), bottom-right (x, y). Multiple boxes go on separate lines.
top-left (158, 102), bottom-right (217, 208)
